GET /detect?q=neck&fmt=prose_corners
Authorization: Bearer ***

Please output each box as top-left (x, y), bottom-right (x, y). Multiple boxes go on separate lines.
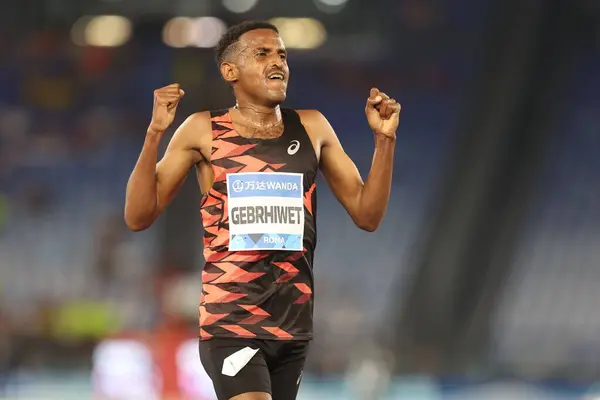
top-left (234, 101), bottom-right (282, 126)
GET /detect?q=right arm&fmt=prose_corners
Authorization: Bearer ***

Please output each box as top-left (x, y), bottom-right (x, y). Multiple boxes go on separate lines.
top-left (124, 83), bottom-right (209, 231)
top-left (124, 114), bottom-right (206, 231)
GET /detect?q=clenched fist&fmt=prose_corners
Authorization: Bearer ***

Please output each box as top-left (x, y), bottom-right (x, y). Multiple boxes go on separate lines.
top-left (365, 88), bottom-right (401, 139)
top-left (148, 83), bottom-right (185, 135)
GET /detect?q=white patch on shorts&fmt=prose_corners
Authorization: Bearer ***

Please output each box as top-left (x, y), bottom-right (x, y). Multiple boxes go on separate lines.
top-left (221, 347), bottom-right (259, 377)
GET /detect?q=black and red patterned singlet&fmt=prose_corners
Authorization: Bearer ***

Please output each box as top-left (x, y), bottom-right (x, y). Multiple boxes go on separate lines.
top-left (199, 108), bottom-right (318, 341)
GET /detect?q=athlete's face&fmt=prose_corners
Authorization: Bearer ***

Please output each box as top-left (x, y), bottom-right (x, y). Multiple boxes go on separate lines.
top-left (229, 29), bottom-right (289, 105)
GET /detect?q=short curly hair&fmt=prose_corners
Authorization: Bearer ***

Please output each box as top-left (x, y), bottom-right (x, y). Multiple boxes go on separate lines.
top-left (215, 21), bottom-right (279, 65)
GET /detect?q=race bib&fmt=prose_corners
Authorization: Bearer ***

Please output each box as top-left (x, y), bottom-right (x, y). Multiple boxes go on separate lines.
top-left (226, 172), bottom-right (304, 251)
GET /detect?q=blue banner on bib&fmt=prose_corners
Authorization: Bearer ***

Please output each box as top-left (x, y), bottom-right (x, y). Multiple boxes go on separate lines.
top-left (227, 173), bottom-right (302, 199)
top-left (230, 234), bottom-right (303, 250)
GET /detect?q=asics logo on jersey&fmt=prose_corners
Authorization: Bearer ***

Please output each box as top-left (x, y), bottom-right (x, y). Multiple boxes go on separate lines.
top-left (287, 140), bottom-right (300, 155)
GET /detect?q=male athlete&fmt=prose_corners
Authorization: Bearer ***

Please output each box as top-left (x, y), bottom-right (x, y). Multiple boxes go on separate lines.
top-left (125, 21), bottom-right (400, 400)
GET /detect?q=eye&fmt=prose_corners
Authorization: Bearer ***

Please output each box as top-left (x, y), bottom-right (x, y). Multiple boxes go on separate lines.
top-left (256, 52), bottom-right (266, 57)
top-left (279, 54), bottom-right (287, 61)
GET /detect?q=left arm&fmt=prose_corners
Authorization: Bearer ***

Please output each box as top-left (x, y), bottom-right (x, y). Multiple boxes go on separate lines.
top-left (300, 88), bottom-right (401, 232)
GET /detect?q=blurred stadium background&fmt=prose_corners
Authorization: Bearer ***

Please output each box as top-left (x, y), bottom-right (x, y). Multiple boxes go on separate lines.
top-left (1, 0), bottom-right (600, 398)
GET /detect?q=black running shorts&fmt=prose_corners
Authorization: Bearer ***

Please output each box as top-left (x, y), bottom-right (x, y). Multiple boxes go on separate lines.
top-left (199, 338), bottom-right (309, 400)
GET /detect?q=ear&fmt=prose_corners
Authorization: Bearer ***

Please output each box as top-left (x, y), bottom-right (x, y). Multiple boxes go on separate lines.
top-left (220, 61), bottom-right (238, 84)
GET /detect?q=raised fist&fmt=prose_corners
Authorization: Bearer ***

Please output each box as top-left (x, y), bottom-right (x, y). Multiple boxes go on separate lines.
top-left (148, 83), bottom-right (185, 135)
top-left (365, 87), bottom-right (401, 139)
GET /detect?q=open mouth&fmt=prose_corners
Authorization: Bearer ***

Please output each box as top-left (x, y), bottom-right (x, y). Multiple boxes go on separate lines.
top-left (267, 72), bottom-right (285, 81)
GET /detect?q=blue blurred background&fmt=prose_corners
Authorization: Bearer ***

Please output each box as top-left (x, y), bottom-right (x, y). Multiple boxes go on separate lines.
top-left (1, 0), bottom-right (600, 399)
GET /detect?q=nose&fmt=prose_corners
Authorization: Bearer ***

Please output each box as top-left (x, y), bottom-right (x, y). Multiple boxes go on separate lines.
top-left (270, 55), bottom-right (284, 68)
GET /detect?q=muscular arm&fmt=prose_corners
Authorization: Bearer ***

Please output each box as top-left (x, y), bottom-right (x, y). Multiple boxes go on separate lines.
top-left (124, 112), bottom-right (209, 231)
top-left (300, 110), bottom-right (396, 232)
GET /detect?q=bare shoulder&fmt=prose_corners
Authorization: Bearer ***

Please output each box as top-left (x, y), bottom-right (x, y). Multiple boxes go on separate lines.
top-left (296, 109), bottom-right (336, 144)
top-left (296, 109), bottom-right (326, 125)
top-left (176, 111), bottom-right (212, 140)
top-left (168, 111), bottom-right (213, 159)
